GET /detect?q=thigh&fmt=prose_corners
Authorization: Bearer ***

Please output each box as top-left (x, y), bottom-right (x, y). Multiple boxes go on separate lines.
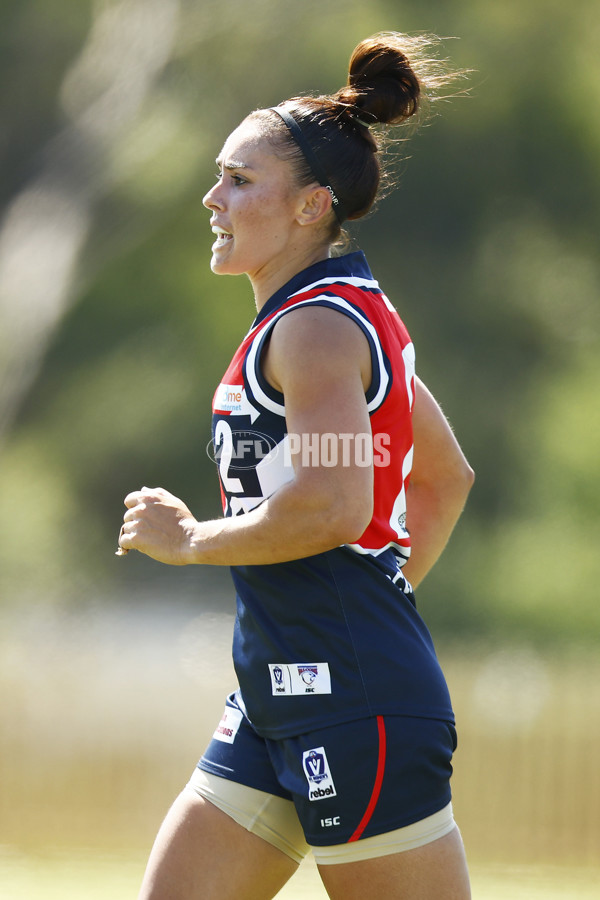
top-left (139, 694), bottom-right (301, 899)
top-left (138, 787), bottom-right (299, 900)
top-left (317, 825), bottom-right (471, 900)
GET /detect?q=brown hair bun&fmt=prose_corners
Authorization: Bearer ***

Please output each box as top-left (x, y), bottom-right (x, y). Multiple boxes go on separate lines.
top-left (255, 32), bottom-right (469, 236)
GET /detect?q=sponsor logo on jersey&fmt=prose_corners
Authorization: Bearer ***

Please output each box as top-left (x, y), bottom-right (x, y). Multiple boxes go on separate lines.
top-left (268, 663), bottom-right (331, 696)
top-left (302, 746), bottom-right (337, 801)
top-left (213, 383), bottom-right (245, 414)
top-left (212, 706), bottom-right (243, 744)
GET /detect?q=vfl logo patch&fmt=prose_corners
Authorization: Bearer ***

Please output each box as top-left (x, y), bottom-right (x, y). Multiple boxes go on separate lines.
top-left (303, 747), bottom-right (337, 801)
top-left (268, 663), bottom-right (331, 696)
top-left (212, 706), bottom-right (243, 744)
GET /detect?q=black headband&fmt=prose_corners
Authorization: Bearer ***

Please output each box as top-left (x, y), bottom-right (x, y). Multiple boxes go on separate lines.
top-left (269, 107), bottom-right (347, 225)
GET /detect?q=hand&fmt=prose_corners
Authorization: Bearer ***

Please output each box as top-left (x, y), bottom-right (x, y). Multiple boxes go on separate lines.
top-left (117, 487), bottom-right (198, 565)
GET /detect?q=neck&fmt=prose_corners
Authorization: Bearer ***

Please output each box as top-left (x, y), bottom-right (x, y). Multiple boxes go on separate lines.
top-left (250, 243), bottom-right (331, 311)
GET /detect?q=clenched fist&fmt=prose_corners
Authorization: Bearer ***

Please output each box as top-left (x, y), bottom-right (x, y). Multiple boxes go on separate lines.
top-left (117, 487), bottom-right (199, 565)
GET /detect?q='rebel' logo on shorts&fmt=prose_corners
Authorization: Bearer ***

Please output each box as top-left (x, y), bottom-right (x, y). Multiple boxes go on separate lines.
top-left (302, 746), bottom-right (337, 801)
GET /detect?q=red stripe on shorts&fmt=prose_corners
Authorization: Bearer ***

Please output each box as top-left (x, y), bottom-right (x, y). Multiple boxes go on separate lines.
top-left (348, 715), bottom-right (387, 842)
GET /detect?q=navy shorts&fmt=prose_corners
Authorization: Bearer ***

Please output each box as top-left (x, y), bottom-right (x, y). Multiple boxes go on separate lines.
top-left (197, 692), bottom-right (456, 846)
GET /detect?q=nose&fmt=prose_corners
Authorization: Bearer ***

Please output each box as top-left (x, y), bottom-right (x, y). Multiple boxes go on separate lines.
top-left (203, 180), bottom-right (224, 211)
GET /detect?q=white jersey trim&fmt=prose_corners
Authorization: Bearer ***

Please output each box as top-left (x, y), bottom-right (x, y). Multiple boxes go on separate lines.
top-left (245, 292), bottom-right (390, 418)
top-left (288, 275), bottom-right (382, 296)
top-left (345, 539), bottom-right (411, 560)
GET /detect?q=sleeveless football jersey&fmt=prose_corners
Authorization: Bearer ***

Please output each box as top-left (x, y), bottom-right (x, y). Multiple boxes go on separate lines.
top-left (212, 252), bottom-right (454, 739)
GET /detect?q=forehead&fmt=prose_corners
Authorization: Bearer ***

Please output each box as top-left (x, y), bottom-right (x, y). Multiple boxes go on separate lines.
top-left (218, 117), bottom-right (279, 169)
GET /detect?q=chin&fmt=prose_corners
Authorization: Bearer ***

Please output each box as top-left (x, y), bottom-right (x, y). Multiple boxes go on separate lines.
top-left (210, 256), bottom-right (231, 275)
top-left (210, 254), bottom-right (248, 278)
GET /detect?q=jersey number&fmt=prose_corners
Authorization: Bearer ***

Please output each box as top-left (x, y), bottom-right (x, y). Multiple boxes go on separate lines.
top-left (214, 419), bottom-right (244, 493)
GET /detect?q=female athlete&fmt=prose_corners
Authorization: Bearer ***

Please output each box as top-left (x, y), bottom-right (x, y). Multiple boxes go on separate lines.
top-left (119, 31), bottom-right (474, 900)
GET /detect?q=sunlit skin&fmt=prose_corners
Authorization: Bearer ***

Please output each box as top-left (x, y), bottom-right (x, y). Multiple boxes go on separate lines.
top-left (202, 117), bottom-right (334, 310)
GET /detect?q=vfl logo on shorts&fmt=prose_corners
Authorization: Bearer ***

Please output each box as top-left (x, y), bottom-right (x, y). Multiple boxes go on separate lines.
top-left (268, 663), bottom-right (331, 696)
top-left (303, 747), bottom-right (337, 801)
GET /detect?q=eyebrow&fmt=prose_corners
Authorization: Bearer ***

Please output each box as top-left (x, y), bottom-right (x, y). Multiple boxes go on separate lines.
top-left (215, 157), bottom-right (251, 171)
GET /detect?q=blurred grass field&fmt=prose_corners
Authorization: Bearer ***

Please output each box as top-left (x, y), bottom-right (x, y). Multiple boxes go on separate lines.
top-left (1, 851), bottom-right (600, 899)
top-left (1, 596), bottom-right (599, 897)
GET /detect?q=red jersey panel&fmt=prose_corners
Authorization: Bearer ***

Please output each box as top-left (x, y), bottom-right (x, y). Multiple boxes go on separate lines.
top-left (212, 251), bottom-right (415, 565)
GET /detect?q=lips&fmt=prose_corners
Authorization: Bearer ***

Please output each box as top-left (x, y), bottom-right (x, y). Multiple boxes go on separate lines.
top-left (211, 224), bottom-right (233, 248)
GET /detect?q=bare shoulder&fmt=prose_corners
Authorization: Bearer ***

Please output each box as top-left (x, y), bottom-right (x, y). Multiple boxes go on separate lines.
top-left (264, 304), bottom-right (371, 393)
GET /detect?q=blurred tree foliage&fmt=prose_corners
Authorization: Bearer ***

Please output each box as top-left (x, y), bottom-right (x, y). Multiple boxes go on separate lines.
top-left (0, 0), bottom-right (598, 643)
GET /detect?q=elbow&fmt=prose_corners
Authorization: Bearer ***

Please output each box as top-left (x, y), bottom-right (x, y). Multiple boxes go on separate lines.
top-left (446, 446), bottom-right (475, 501)
top-left (446, 459), bottom-right (474, 514)
top-left (462, 460), bottom-right (476, 498)
top-left (409, 457), bottom-right (475, 519)
top-left (328, 496), bottom-right (373, 546)
top-left (462, 459), bottom-right (475, 492)
top-left (446, 458), bottom-right (475, 509)
top-left (315, 491), bottom-right (373, 548)
top-left (335, 519), bottom-right (371, 547)
top-left (295, 468), bottom-right (373, 550)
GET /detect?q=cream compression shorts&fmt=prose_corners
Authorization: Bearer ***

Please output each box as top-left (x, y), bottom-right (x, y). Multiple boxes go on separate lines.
top-left (187, 767), bottom-right (456, 866)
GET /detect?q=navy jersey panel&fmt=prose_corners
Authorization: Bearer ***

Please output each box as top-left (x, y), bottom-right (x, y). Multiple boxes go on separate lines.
top-left (211, 251), bottom-right (454, 740)
top-left (231, 547), bottom-right (454, 739)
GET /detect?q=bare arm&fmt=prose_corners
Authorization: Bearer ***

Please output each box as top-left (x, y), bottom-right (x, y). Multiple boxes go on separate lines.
top-left (119, 307), bottom-right (374, 565)
top-left (402, 377), bottom-right (474, 588)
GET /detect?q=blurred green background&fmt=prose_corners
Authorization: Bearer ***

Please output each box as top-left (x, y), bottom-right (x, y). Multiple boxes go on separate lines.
top-left (1, 0), bottom-right (599, 896)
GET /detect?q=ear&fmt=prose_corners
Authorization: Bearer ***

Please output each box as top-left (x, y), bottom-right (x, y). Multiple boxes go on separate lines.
top-left (295, 184), bottom-right (334, 226)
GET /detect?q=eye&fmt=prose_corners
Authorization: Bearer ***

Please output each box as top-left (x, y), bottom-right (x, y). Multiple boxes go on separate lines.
top-left (213, 168), bottom-right (247, 186)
